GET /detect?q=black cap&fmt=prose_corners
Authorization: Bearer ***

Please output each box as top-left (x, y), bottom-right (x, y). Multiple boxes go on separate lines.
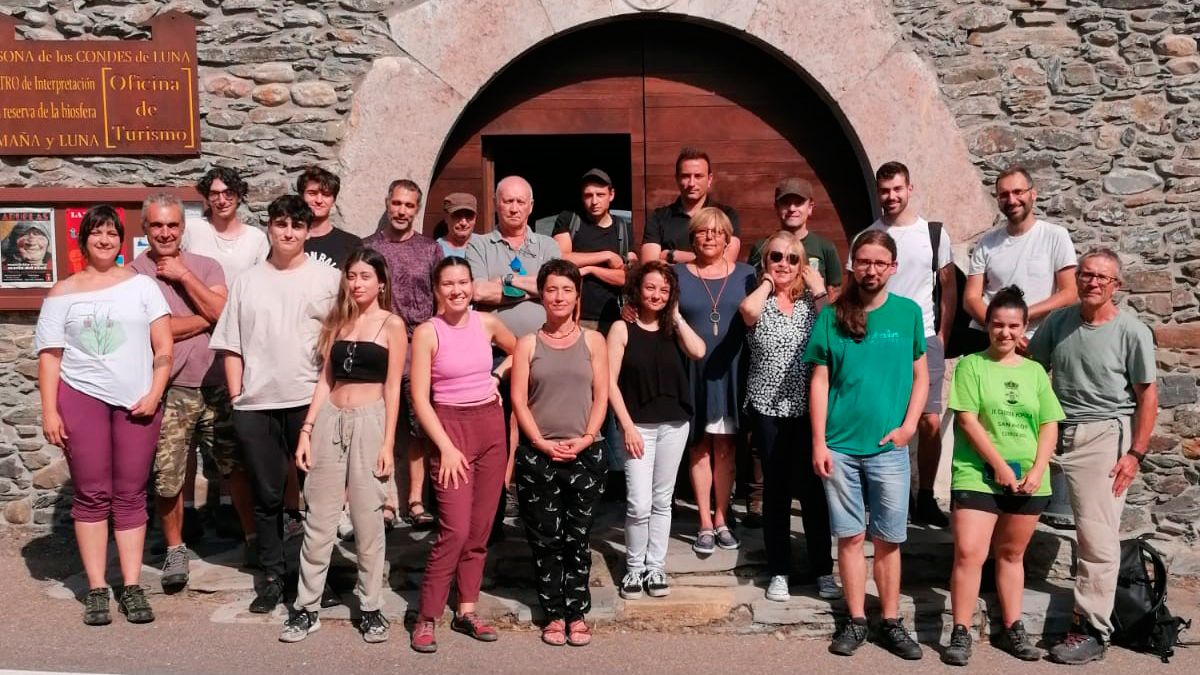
top-left (580, 168), bottom-right (612, 187)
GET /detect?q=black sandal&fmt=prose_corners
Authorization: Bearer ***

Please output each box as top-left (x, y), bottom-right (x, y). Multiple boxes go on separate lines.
top-left (403, 501), bottom-right (435, 530)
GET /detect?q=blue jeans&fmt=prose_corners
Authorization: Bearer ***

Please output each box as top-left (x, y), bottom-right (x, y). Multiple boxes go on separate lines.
top-left (822, 447), bottom-right (910, 543)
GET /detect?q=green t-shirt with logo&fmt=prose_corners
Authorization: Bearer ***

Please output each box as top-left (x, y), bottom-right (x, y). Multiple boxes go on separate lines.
top-left (948, 353), bottom-right (1065, 496)
top-left (803, 293), bottom-right (925, 456)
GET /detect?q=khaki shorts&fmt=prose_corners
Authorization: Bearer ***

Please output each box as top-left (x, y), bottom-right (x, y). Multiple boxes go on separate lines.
top-left (152, 385), bottom-right (242, 498)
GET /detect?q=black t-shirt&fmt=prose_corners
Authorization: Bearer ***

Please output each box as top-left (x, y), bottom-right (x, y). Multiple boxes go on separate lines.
top-left (305, 227), bottom-right (362, 270)
top-left (643, 198), bottom-right (740, 252)
top-left (552, 211), bottom-right (622, 325)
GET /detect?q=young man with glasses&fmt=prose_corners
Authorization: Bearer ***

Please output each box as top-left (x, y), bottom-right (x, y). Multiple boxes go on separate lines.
top-left (963, 165), bottom-right (1078, 351)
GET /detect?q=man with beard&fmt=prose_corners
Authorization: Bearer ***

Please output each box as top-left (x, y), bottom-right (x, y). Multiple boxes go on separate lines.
top-left (437, 193), bottom-right (477, 258)
top-left (298, 166), bottom-right (362, 270)
top-left (964, 166), bottom-right (1078, 352)
top-left (130, 194), bottom-right (235, 592)
top-left (364, 179), bottom-right (444, 529)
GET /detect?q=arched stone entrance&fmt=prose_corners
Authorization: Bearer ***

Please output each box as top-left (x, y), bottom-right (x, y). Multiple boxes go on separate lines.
top-left (338, 0), bottom-right (995, 246)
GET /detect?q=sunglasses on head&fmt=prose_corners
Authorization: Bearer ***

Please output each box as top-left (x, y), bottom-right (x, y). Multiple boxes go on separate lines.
top-left (767, 251), bottom-right (801, 265)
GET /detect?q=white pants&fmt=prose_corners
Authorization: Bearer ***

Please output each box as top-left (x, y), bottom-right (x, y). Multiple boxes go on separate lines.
top-left (623, 420), bottom-right (690, 573)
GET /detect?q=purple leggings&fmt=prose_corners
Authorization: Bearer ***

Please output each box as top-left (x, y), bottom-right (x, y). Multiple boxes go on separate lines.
top-left (58, 382), bottom-right (162, 531)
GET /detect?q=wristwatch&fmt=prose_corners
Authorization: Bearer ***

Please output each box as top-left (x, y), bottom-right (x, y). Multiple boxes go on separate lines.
top-left (666, 250), bottom-right (676, 264)
top-left (1128, 448), bottom-right (1147, 464)
top-left (503, 273), bottom-right (514, 287)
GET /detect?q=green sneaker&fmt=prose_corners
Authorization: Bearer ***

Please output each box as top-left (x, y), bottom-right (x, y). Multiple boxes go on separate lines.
top-left (118, 585), bottom-right (155, 624)
top-left (83, 587), bottom-right (111, 626)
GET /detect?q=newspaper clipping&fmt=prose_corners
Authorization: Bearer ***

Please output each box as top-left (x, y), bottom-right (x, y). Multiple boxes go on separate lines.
top-left (0, 208), bottom-right (56, 288)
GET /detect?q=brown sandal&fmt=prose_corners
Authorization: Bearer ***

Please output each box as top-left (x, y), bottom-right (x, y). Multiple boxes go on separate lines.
top-left (403, 501), bottom-right (435, 530)
top-left (381, 504), bottom-right (399, 530)
top-left (566, 618), bottom-right (592, 647)
top-left (541, 619), bottom-right (567, 646)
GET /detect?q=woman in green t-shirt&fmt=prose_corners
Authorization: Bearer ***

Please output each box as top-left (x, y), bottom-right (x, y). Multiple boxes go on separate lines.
top-left (942, 286), bottom-right (1064, 666)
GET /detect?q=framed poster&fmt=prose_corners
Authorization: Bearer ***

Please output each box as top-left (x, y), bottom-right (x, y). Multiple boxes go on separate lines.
top-left (0, 207), bottom-right (56, 287)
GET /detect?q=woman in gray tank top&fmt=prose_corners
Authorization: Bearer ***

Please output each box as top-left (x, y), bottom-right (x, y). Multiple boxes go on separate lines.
top-left (510, 260), bottom-right (609, 648)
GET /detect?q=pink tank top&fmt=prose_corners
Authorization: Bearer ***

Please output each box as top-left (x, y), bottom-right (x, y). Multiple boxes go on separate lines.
top-left (431, 310), bottom-right (497, 405)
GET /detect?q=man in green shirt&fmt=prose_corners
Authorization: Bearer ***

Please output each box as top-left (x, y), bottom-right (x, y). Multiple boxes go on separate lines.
top-left (747, 177), bottom-right (843, 299)
top-left (804, 229), bottom-right (928, 661)
top-left (1028, 248), bottom-right (1159, 665)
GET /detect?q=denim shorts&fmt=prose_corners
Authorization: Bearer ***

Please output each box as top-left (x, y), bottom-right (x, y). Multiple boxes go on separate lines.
top-left (822, 447), bottom-right (910, 543)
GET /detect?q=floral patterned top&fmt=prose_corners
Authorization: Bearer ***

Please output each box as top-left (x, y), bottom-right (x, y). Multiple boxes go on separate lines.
top-left (745, 292), bottom-right (818, 418)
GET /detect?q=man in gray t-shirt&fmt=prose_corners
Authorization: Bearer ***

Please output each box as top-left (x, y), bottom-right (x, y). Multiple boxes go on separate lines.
top-left (1027, 249), bottom-right (1159, 665)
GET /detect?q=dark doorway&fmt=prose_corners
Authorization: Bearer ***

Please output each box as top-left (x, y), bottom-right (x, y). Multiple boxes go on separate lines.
top-left (485, 133), bottom-right (633, 232)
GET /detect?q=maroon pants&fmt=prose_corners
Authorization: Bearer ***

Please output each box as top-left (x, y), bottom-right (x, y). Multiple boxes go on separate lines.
top-left (58, 382), bottom-right (162, 530)
top-left (418, 398), bottom-right (508, 621)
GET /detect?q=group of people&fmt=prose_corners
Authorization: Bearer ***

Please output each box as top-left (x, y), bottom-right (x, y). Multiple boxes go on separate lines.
top-left (34, 148), bottom-right (1158, 666)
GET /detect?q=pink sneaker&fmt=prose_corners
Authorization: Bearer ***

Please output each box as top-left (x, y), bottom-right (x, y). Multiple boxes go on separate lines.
top-left (410, 619), bottom-right (437, 653)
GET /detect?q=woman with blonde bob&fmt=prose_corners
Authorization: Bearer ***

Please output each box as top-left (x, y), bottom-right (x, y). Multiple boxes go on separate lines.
top-left (739, 231), bottom-right (840, 602)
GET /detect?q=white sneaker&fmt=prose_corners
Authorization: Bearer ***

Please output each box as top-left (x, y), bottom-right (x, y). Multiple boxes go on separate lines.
top-left (336, 509), bottom-right (355, 541)
top-left (817, 574), bottom-right (843, 600)
top-left (766, 575), bottom-right (790, 602)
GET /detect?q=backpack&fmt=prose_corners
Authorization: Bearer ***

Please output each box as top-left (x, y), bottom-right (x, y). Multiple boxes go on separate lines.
top-left (1110, 537), bottom-right (1190, 663)
top-left (563, 210), bottom-right (631, 258)
top-left (928, 221), bottom-right (974, 358)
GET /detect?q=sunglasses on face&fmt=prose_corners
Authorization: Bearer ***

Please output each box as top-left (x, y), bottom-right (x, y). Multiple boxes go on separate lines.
top-left (767, 251), bottom-right (801, 265)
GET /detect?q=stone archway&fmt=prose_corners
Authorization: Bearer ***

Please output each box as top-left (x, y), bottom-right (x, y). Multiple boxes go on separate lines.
top-left (337, 0), bottom-right (995, 246)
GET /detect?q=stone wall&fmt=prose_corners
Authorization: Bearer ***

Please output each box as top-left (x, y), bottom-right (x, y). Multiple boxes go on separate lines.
top-left (0, 1), bottom-right (1197, 568)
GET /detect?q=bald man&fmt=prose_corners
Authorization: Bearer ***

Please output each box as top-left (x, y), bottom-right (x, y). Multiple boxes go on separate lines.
top-left (465, 176), bottom-right (562, 338)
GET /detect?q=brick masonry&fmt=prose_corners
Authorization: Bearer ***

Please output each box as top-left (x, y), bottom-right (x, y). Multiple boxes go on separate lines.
top-left (0, 0), bottom-right (1196, 570)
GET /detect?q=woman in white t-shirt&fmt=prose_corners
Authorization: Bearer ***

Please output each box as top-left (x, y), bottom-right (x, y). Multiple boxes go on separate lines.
top-left (35, 205), bottom-right (173, 627)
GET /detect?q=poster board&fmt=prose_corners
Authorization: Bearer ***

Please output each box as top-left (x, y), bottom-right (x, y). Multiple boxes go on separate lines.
top-left (0, 187), bottom-right (199, 310)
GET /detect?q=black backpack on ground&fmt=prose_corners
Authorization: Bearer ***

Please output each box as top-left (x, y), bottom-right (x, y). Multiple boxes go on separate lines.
top-left (928, 221), bottom-right (975, 358)
top-left (1110, 537), bottom-right (1190, 663)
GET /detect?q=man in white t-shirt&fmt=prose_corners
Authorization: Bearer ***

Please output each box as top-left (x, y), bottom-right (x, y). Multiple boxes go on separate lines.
top-left (849, 161), bottom-right (956, 527)
top-left (211, 194), bottom-right (340, 614)
top-left (964, 166), bottom-right (1078, 350)
top-left (184, 167), bottom-right (270, 284)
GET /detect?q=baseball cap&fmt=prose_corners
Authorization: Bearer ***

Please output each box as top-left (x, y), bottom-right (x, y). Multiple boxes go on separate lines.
top-left (774, 177), bottom-right (814, 202)
top-left (580, 168), bottom-right (613, 187)
top-left (443, 192), bottom-right (477, 214)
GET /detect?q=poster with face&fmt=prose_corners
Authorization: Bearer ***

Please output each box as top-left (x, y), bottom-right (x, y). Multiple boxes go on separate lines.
top-left (0, 208), bottom-right (56, 287)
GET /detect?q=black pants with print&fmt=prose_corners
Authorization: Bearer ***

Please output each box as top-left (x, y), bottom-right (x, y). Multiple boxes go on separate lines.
top-left (753, 413), bottom-right (833, 578)
top-left (516, 441), bottom-right (607, 622)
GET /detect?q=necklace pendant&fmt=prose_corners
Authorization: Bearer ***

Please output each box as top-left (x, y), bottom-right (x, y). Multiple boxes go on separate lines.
top-left (709, 310), bottom-right (721, 336)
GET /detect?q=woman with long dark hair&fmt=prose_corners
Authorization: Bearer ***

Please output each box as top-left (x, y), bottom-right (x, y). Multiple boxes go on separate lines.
top-left (511, 259), bottom-right (609, 647)
top-left (280, 248), bottom-right (405, 644)
top-left (36, 205), bottom-right (173, 625)
top-left (408, 256), bottom-right (516, 653)
top-left (942, 286), bottom-right (1063, 665)
top-left (608, 261), bottom-right (705, 600)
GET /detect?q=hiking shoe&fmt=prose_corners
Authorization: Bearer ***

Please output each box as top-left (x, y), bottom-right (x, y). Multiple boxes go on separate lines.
top-left (644, 568), bottom-right (671, 598)
top-left (182, 506), bottom-right (205, 545)
top-left (451, 611), bottom-right (498, 642)
top-left (83, 587), bottom-right (111, 626)
top-left (359, 609), bottom-right (390, 644)
top-left (817, 574), bottom-right (843, 600)
top-left (280, 609), bottom-right (320, 643)
top-left (829, 617), bottom-right (869, 656)
top-left (410, 619), bottom-right (437, 653)
top-left (878, 618), bottom-right (923, 660)
top-left (942, 623), bottom-right (972, 666)
top-left (997, 620), bottom-right (1041, 661)
top-left (714, 526), bottom-right (739, 550)
top-left (766, 575), bottom-right (790, 602)
top-left (117, 585), bottom-right (155, 624)
top-left (1048, 631), bottom-right (1105, 665)
top-left (160, 544), bottom-right (189, 593)
top-left (911, 492), bottom-right (948, 528)
top-left (250, 578), bottom-right (284, 614)
top-left (619, 570), bottom-right (644, 600)
top-left (692, 530), bottom-right (715, 555)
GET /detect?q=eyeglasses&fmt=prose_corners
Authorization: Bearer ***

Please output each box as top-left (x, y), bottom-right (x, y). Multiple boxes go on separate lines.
top-left (1078, 271), bottom-right (1118, 285)
top-left (693, 228), bottom-right (723, 240)
top-left (767, 251), bottom-right (801, 265)
top-left (996, 188), bottom-right (1032, 201)
top-left (342, 342), bottom-right (356, 374)
top-left (852, 259), bottom-right (894, 271)
top-left (207, 189), bottom-right (237, 201)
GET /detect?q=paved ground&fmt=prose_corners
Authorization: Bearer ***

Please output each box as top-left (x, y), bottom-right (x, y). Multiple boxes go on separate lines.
top-left (2, 525), bottom-right (1198, 675)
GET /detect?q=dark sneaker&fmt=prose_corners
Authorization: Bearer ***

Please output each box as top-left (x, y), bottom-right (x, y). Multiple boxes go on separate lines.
top-left (997, 620), bottom-right (1041, 661)
top-left (878, 618), bottom-right (923, 660)
top-left (911, 492), bottom-right (949, 527)
top-left (280, 609), bottom-right (320, 643)
top-left (619, 570), bottom-right (644, 600)
top-left (644, 568), bottom-right (671, 598)
top-left (182, 506), bottom-right (205, 545)
top-left (451, 611), bottom-right (498, 642)
top-left (1048, 631), bottom-right (1105, 665)
top-left (692, 530), bottom-right (715, 555)
top-left (830, 617), bottom-right (869, 656)
top-left (410, 619), bottom-right (437, 653)
top-left (83, 587), bottom-right (111, 626)
top-left (250, 578), bottom-right (284, 614)
top-left (742, 510), bottom-right (764, 529)
top-left (942, 623), bottom-right (972, 666)
top-left (118, 585), bottom-right (155, 624)
top-left (359, 609), bottom-right (390, 644)
top-left (320, 585), bottom-right (341, 608)
top-left (714, 526), bottom-right (740, 550)
top-left (161, 544), bottom-right (189, 593)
